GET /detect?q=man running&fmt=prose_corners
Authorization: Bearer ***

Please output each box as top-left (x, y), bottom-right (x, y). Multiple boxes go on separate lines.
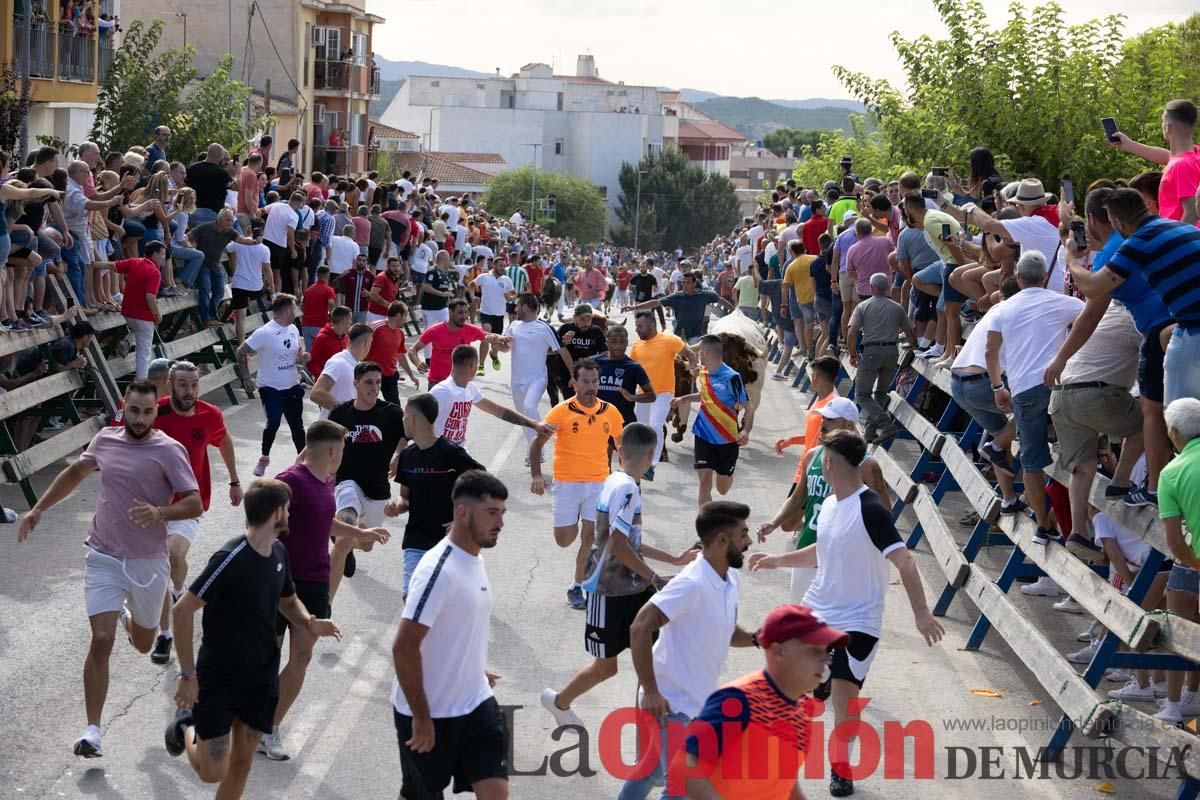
top-left (391, 471), bottom-right (510, 800)
top-left (430, 344), bottom-right (552, 450)
top-left (18, 381), bottom-right (201, 758)
top-left (236, 294), bottom-right (309, 477)
top-left (530, 358), bottom-right (626, 610)
top-left (595, 325), bottom-right (656, 464)
top-left (149, 361), bottom-right (244, 667)
top-left (365, 301), bottom-right (421, 404)
top-left (629, 311), bottom-right (696, 479)
top-left (540, 423), bottom-right (697, 727)
top-left (262, 420), bottom-right (389, 760)
top-left (388, 393), bottom-right (486, 595)
top-left (310, 322), bottom-right (374, 420)
top-left (670, 334), bottom-right (755, 507)
top-left (410, 298), bottom-right (506, 390)
top-left (164, 479), bottom-right (341, 797)
top-left (749, 429), bottom-right (944, 798)
top-left (472, 257), bottom-right (516, 374)
top-left (619, 501), bottom-right (757, 800)
top-left (504, 293), bottom-right (574, 457)
top-left (327, 360), bottom-right (408, 597)
top-left (624, 271), bottom-right (735, 344)
top-left (548, 303), bottom-right (607, 404)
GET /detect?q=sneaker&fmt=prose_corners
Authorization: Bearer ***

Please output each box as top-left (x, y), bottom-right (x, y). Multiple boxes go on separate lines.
top-left (1153, 680), bottom-right (1170, 699)
top-left (259, 728), bottom-right (289, 761)
top-left (343, 550), bottom-right (357, 578)
top-left (1180, 691), bottom-right (1200, 716)
top-left (0, 507), bottom-right (16, 524)
top-left (476, 366), bottom-right (486, 377)
top-left (642, 466), bottom-right (655, 482)
top-left (1105, 482), bottom-right (1133, 498)
top-left (1066, 533), bottom-right (1104, 563)
top-left (958, 510), bottom-right (980, 528)
top-left (36, 311), bottom-right (52, 322)
top-left (1078, 621), bottom-right (1101, 642)
top-left (540, 688), bottom-right (585, 728)
top-left (164, 708), bottom-right (192, 756)
top-left (73, 729), bottom-right (103, 758)
top-left (1053, 597), bottom-right (1086, 615)
top-left (1020, 576), bottom-right (1063, 597)
top-left (999, 497), bottom-right (1028, 515)
top-left (566, 586), bottom-right (586, 610)
top-left (1124, 487), bottom-right (1158, 508)
top-left (771, 373), bottom-right (788, 381)
top-left (1108, 679), bottom-right (1155, 702)
top-left (150, 634), bottom-right (172, 665)
top-left (1153, 706), bottom-right (1184, 727)
top-left (253, 456), bottom-right (270, 477)
top-left (979, 442), bottom-right (1013, 476)
top-left (917, 343), bottom-right (944, 360)
top-left (1031, 526), bottom-right (1059, 546)
top-left (491, 356), bottom-right (501, 372)
top-left (830, 771), bottom-right (854, 797)
top-left (1066, 639), bottom-right (1099, 665)
top-left (119, 604), bottom-right (133, 646)
top-left (1104, 668), bottom-right (1131, 683)
top-left (26, 314), bottom-right (50, 328)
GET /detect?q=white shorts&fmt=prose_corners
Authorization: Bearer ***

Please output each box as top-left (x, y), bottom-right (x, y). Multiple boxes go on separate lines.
top-left (84, 547), bottom-right (169, 629)
top-left (92, 238), bottom-right (113, 262)
top-left (551, 481), bottom-right (604, 528)
top-left (334, 480), bottom-right (387, 528)
top-left (166, 517), bottom-right (201, 544)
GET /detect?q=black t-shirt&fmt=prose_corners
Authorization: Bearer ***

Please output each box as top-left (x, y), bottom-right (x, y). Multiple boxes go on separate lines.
top-left (17, 199), bottom-right (48, 232)
top-left (558, 322), bottom-right (607, 361)
top-left (395, 437), bottom-right (485, 550)
top-left (595, 354), bottom-right (651, 423)
top-left (421, 269), bottom-right (454, 311)
top-left (191, 536), bottom-right (295, 687)
top-left (191, 222), bottom-right (238, 270)
top-left (329, 399), bottom-right (407, 500)
top-left (186, 160), bottom-right (232, 212)
top-left (631, 273), bottom-right (659, 303)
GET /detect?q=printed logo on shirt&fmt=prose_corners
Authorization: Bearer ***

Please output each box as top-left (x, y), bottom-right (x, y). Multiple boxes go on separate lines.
top-left (443, 401), bottom-right (473, 443)
top-left (348, 424), bottom-right (383, 444)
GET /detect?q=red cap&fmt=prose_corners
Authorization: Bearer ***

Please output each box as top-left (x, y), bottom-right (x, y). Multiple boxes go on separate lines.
top-left (758, 604), bottom-right (849, 649)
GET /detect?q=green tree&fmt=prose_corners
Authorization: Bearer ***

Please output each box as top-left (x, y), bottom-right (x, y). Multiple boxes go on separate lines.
top-left (610, 149), bottom-right (740, 251)
top-left (168, 55), bottom-right (264, 163)
top-left (0, 63), bottom-right (32, 155)
top-left (790, 116), bottom-right (912, 188)
top-left (484, 166), bottom-right (607, 244)
top-left (762, 128), bottom-right (822, 159)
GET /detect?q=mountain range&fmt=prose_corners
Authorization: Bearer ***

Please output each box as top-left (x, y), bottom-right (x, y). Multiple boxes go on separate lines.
top-left (370, 58), bottom-right (868, 141)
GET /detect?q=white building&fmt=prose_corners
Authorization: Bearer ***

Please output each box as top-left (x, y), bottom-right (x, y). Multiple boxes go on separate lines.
top-left (380, 55), bottom-right (689, 218)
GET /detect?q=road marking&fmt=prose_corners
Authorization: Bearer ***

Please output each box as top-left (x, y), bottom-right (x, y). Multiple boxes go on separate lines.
top-left (487, 427), bottom-right (522, 473)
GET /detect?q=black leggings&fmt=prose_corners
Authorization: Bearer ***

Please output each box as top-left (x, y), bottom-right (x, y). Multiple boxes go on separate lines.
top-left (260, 384), bottom-right (306, 456)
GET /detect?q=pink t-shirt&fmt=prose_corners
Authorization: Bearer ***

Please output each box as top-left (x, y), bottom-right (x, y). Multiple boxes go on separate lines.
top-left (238, 167), bottom-right (259, 216)
top-left (417, 322), bottom-right (487, 384)
top-left (579, 268), bottom-right (607, 301)
top-left (80, 427), bottom-right (199, 559)
top-left (1159, 145), bottom-right (1200, 222)
top-left (845, 235), bottom-right (894, 296)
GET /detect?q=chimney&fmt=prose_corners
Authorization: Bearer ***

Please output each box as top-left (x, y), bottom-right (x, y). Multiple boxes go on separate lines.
top-left (577, 54), bottom-right (595, 79)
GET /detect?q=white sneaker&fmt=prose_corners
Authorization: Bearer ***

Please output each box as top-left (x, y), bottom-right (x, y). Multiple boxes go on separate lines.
top-left (917, 343), bottom-right (945, 359)
top-left (253, 456), bottom-right (270, 477)
top-left (1104, 668), bottom-right (1131, 683)
top-left (1154, 707), bottom-right (1183, 726)
top-left (540, 688), bottom-right (584, 729)
top-left (917, 337), bottom-right (931, 349)
top-left (1108, 679), bottom-right (1155, 701)
top-left (73, 726), bottom-right (103, 758)
top-left (1053, 597), bottom-right (1086, 614)
top-left (1180, 690), bottom-right (1200, 716)
top-left (1077, 621), bottom-right (1101, 642)
top-left (1020, 576), bottom-right (1063, 597)
top-left (259, 728), bottom-right (289, 761)
top-left (1066, 640), bottom-right (1098, 665)
top-left (1153, 680), bottom-right (1170, 699)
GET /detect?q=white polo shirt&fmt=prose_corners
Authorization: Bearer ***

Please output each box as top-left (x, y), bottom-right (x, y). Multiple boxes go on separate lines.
top-left (317, 350), bottom-right (358, 420)
top-left (262, 201), bottom-right (299, 249)
top-left (987, 287), bottom-right (1084, 396)
top-left (648, 556), bottom-right (739, 718)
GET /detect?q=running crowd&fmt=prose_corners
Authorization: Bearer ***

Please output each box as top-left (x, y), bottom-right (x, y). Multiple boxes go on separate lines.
top-left (7, 94), bottom-right (1200, 800)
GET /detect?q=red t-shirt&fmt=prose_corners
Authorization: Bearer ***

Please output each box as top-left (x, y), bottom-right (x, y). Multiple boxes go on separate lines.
top-left (368, 270), bottom-right (401, 317)
top-left (417, 321), bottom-right (486, 384)
top-left (1032, 204), bottom-right (1060, 229)
top-left (352, 217), bottom-right (372, 246)
top-left (802, 214), bottom-right (827, 255)
top-left (365, 320), bottom-right (407, 376)
top-left (302, 281), bottom-right (336, 328)
top-left (617, 270), bottom-right (633, 290)
top-left (154, 397), bottom-right (227, 511)
top-left (238, 167), bottom-right (258, 216)
top-left (526, 263), bottom-right (545, 295)
top-left (116, 258), bottom-right (161, 321)
top-left (308, 324), bottom-right (348, 377)
top-left (303, 182), bottom-right (324, 204)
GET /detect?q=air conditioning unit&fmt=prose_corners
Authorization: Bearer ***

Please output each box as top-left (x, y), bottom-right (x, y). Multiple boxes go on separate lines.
top-left (311, 27), bottom-right (326, 46)
top-left (314, 104), bottom-right (325, 124)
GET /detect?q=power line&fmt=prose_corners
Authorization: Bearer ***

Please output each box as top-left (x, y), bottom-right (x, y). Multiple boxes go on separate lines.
top-left (251, 0), bottom-right (306, 117)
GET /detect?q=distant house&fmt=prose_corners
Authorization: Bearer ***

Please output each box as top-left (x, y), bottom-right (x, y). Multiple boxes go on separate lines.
top-left (382, 151), bottom-right (505, 195)
top-left (370, 120), bottom-right (420, 152)
top-left (729, 144), bottom-right (799, 216)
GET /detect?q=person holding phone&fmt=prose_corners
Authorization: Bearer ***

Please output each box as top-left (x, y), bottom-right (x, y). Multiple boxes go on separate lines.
top-left (1107, 100), bottom-right (1200, 225)
top-left (902, 194), bottom-right (967, 363)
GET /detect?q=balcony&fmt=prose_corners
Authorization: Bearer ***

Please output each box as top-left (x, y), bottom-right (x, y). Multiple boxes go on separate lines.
top-left (369, 65), bottom-right (380, 97)
top-left (12, 19), bottom-right (55, 78)
top-left (58, 30), bottom-right (95, 82)
top-left (98, 38), bottom-right (113, 83)
top-left (314, 59), bottom-right (380, 96)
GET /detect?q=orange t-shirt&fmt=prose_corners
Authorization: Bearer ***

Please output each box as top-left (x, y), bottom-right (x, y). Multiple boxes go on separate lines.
top-left (792, 392), bottom-right (838, 482)
top-left (545, 399), bottom-right (625, 483)
top-left (630, 332), bottom-right (686, 395)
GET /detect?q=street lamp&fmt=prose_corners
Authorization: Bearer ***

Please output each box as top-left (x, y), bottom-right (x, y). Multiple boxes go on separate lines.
top-left (633, 168), bottom-right (648, 251)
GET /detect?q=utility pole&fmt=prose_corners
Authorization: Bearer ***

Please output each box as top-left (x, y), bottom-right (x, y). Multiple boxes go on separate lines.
top-left (634, 168), bottom-right (648, 251)
top-left (527, 143), bottom-right (541, 221)
top-left (176, 11), bottom-right (188, 47)
top-left (227, 0), bottom-right (232, 58)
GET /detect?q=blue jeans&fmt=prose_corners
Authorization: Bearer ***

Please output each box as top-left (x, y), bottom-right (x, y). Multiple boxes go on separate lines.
top-left (195, 265), bottom-right (225, 321)
top-left (190, 208), bottom-right (218, 228)
top-left (951, 374), bottom-right (1008, 433)
top-left (173, 246), bottom-right (205, 286)
top-left (1164, 326), bottom-right (1200, 405)
top-left (828, 295), bottom-right (842, 350)
top-left (402, 548), bottom-right (428, 597)
top-left (617, 711), bottom-right (691, 800)
top-left (1011, 384), bottom-right (1052, 472)
top-left (61, 229), bottom-right (89, 306)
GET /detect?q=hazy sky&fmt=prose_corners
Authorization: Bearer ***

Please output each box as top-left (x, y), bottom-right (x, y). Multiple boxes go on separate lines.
top-left (366, 0), bottom-right (1192, 100)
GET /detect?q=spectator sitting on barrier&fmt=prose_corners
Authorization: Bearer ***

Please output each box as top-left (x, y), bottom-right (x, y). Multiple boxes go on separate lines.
top-left (10, 318), bottom-right (95, 449)
top-left (1162, 398), bottom-right (1200, 580)
top-left (985, 250), bottom-right (1085, 546)
top-left (847, 272), bottom-right (917, 444)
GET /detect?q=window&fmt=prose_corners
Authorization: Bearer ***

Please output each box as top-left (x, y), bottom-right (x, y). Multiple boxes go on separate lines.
top-left (352, 32), bottom-right (367, 66)
top-left (757, 170), bottom-right (765, 180)
top-left (430, 80), bottom-right (440, 87)
top-left (303, 24), bottom-right (310, 87)
top-left (324, 28), bottom-right (341, 61)
top-left (556, 92), bottom-right (563, 111)
top-left (554, 139), bottom-right (563, 156)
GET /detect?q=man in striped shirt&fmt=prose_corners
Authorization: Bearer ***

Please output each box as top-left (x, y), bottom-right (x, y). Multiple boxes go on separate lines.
top-left (504, 255), bottom-right (529, 324)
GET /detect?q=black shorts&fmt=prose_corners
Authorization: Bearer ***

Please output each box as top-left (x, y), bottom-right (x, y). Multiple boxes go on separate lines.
top-left (1138, 325), bottom-right (1167, 404)
top-left (584, 587), bottom-right (655, 659)
top-left (368, 246), bottom-right (383, 266)
top-left (276, 579), bottom-right (330, 636)
top-left (479, 313), bottom-right (504, 333)
top-left (694, 438), bottom-right (739, 476)
top-left (265, 240), bottom-right (292, 271)
top-left (192, 679), bottom-right (278, 741)
top-left (505, 301), bottom-right (517, 315)
top-left (394, 697), bottom-right (509, 799)
top-left (230, 287), bottom-right (262, 311)
top-left (825, 631), bottom-right (880, 691)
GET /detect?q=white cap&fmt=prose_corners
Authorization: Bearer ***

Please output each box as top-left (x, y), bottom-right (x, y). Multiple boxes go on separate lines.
top-left (842, 210), bottom-right (859, 223)
top-left (817, 397), bottom-right (860, 423)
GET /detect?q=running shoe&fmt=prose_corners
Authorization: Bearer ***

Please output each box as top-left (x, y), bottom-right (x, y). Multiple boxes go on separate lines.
top-left (476, 366), bottom-right (485, 377)
top-left (1066, 639), bottom-right (1098, 665)
top-left (343, 550), bottom-right (357, 578)
top-left (830, 771), bottom-right (854, 797)
top-left (253, 456), bottom-right (270, 477)
top-left (958, 510), bottom-right (980, 528)
top-left (1066, 533), bottom-right (1104, 563)
top-left (771, 373), bottom-right (788, 381)
top-left (1152, 706), bottom-right (1184, 728)
top-left (1031, 526), bottom-right (1059, 546)
top-left (74, 731), bottom-right (103, 758)
top-left (258, 728), bottom-right (289, 760)
top-left (1104, 482), bottom-right (1133, 498)
top-left (979, 442), bottom-right (1013, 475)
top-left (1053, 596), bottom-right (1086, 615)
top-left (566, 586), bottom-right (586, 610)
top-left (1020, 576), bottom-right (1062, 597)
top-left (916, 343), bottom-right (944, 360)
top-left (1108, 679), bottom-right (1155, 702)
top-left (164, 708), bottom-right (193, 756)
top-left (642, 467), bottom-right (655, 482)
top-left (999, 497), bottom-right (1028, 515)
top-left (491, 356), bottom-right (501, 372)
top-left (1078, 621), bottom-right (1101, 642)
top-left (1180, 690), bottom-right (1200, 716)
top-left (540, 688), bottom-right (585, 729)
top-left (26, 314), bottom-right (50, 328)
top-left (1124, 487), bottom-right (1158, 508)
top-left (150, 634), bottom-right (172, 665)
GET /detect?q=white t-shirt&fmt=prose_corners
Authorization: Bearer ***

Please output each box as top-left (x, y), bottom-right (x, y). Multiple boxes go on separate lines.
top-left (648, 556), bottom-right (740, 718)
top-left (262, 202), bottom-right (299, 248)
top-left (651, 267), bottom-right (667, 296)
top-left (669, 268), bottom-right (684, 292)
top-left (430, 377), bottom-right (484, 447)
top-left (246, 319), bottom-right (301, 390)
top-left (317, 350), bottom-right (358, 420)
top-left (1000, 215), bottom-right (1065, 293)
top-left (227, 241), bottom-right (271, 291)
top-left (398, 179), bottom-right (415, 197)
top-left (440, 205), bottom-right (460, 227)
top-left (473, 273), bottom-right (515, 316)
top-left (453, 224), bottom-right (470, 248)
top-left (506, 318), bottom-right (560, 384)
top-left (509, 211), bottom-right (524, 227)
top-left (748, 224), bottom-right (765, 254)
top-left (1093, 511), bottom-right (1151, 569)
top-left (951, 305), bottom-right (1002, 372)
top-left (391, 539), bottom-right (493, 718)
top-left (735, 244), bottom-right (753, 274)
top-left (329, 235), bottom-right (359, 275)
top-left (472, 244), bottom-right (494, 263)
top-left (804, 486), bottom-right (905, 639)
top-left (410, 242), bottom-right (434, 275)
top-left (988, 287), bottom-right (1084, 396)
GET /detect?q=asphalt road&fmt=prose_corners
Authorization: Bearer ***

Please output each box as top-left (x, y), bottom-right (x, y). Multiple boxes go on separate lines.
top-left (0, 337), bottom-right (1189, 799)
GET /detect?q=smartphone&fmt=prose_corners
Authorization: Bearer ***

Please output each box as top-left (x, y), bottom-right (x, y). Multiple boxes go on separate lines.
top-left (921, 188), bottom-right (939, 200)
top-left (932, 166), bottom-right (948, 177)
top-left (1101, 117), bottom-right (1119, 142)
top-left (940, 223), bottom-right (952, 241)
top-left (1061, 178), bottom-right (1074, 206)
top-left (1070, 219), bottom-right (1087, 251)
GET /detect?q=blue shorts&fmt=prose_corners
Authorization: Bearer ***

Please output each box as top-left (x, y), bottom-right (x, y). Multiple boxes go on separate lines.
top-left (951, 374), bottom-right (1008, 434)
top-left (402, 547), bottom-right (427, 597)
top-left (789, 297), bottom-right (815, 323)
top-left (914, 261), bottom-right (944, 286)
top-left (814, 294), bottom-right (833, 320)
top-left (1168, 564), bottom-right (1199, 596)
top-left (411, 270), bottom-right (427, 288)
top-left (941, 262), bottom-right (968, 305)
top-left (892, 271), bottom-right (905, 289)
top-left (1011, 384), bottom-right (1052, 471)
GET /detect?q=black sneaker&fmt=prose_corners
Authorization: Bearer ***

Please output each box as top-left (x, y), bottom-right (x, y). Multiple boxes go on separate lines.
top-left (1032, 526), bottom-right (1059, 545)
top-left (1105, 482), bottom-right (1133, 498)
top-left (343, 550), bottom-right (357, 578)
top-left (1124, 487), bottom-right (1158, 508)
top-left (1066, 533), bottom-right (1104, 563)
top-left (1000, 497), bottom-right (1028, 515)
top-left (830, 771), bottom-right (855, 797)
top-left (164, 708), bottom-right (192, 757)
top-left (150, 634), bottom-right (172, 665)
top-left (979, 443), bottom-right (1014, 476)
